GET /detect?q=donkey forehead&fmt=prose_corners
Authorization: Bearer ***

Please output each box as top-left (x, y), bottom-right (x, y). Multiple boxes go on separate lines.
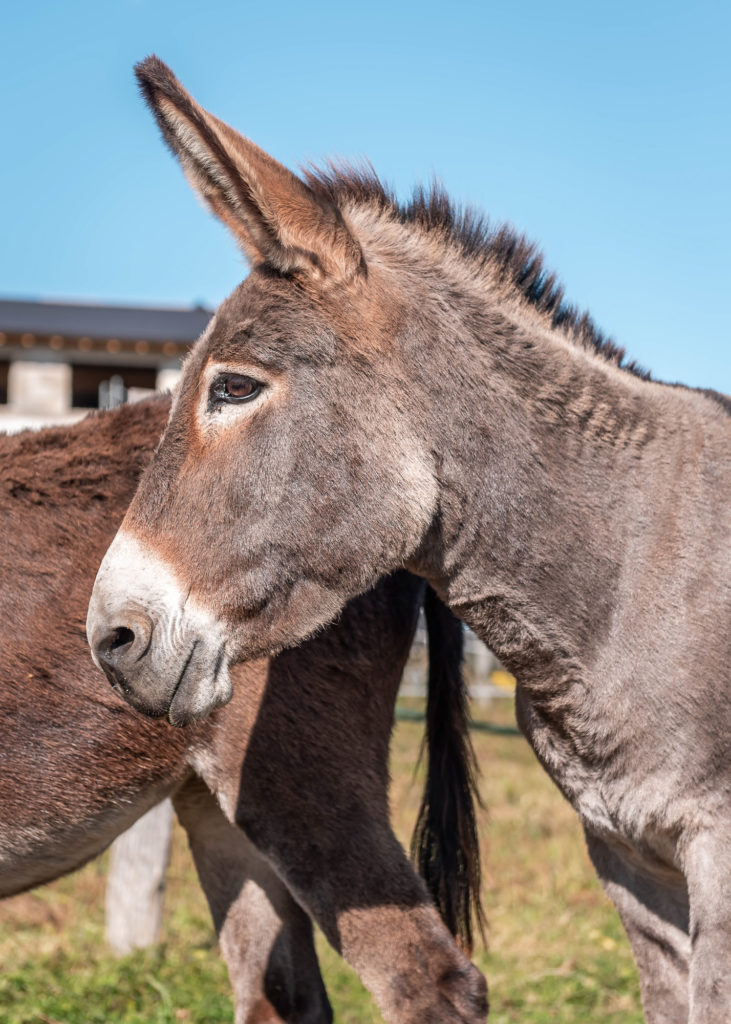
top-left (203, 265), bottom-right (401, 369)
top-left (200, 272), bottom-right (347, 367)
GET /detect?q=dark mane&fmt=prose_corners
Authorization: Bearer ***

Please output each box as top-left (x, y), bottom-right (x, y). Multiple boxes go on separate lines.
top-left (305, 162), bottom-right (651, 380)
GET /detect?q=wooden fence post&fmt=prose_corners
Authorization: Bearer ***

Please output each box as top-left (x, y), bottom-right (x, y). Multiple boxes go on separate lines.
top-left (105, 798), bottom-right (174, 955)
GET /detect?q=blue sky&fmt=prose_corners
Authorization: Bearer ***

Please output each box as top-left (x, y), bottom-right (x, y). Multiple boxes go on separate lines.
top-left (3, 0), bottom-right (729, 390)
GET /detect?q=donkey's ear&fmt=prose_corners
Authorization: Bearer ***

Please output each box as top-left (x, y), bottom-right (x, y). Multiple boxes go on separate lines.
top-left (134, 57), bottom-right (365, 281)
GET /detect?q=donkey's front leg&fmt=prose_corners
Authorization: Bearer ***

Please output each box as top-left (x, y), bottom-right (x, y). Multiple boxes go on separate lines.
top-left (685, 829), bottom-right (731, 1024)
top-left (236, 805), bottom-right (487, 1024)
top-left (585, 829), bottom-right (690, 1023)
top-left (173, 777), bottom-right (332, 1024)
top-left (336, 883), bottom-right (488, 1024)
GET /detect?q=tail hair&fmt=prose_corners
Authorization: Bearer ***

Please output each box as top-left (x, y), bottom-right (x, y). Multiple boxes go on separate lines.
top-left (410, 586), bottom-right (486, 953)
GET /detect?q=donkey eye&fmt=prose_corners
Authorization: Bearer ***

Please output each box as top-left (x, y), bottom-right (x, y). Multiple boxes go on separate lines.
top-left (210, 374), bottom-right (263, 408)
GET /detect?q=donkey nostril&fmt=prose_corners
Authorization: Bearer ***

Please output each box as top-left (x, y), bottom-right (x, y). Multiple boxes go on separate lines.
top-left (109, 626), bottom-right (135, 652)
top-left (97, 626), bottom-right (136, 669)
top-left (92, 613), bottom-right (152, 684)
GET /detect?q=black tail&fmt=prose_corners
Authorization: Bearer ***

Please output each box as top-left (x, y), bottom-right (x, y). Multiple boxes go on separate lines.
top-left (410, 586), bottom-right (486, 953)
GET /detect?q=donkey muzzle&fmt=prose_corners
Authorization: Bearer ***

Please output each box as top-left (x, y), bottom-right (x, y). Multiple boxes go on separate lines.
top-left (87, 530), bottom-right (232, 726)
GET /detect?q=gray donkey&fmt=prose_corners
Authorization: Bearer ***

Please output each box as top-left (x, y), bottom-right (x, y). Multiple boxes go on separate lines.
top-left (88, 58), bottom-right (730, 1024)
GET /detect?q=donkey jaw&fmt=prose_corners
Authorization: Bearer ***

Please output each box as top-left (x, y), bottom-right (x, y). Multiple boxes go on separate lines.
top-left (86, 531), bottom-right (233, 727)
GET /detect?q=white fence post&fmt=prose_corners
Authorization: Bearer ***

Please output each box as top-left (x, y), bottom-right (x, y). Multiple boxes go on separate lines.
top-left (105, 798), bottom-right (174, 955)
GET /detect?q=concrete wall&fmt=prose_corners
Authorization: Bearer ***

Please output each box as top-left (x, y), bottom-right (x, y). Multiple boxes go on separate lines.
top-left (8, 360), bottom-right (71, 416)
top-left (0, 356), bottom-right (183, 434)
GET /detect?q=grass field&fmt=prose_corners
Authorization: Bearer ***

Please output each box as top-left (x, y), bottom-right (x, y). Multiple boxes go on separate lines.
top-left (0, 700), bottom-right (643, 1023)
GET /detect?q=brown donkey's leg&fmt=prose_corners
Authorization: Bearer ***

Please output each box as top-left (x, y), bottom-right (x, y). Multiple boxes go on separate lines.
top-left (198, 578), bottom-right (487, 1024)
top-left (315, 829), bottom-right (488, 1024)
top-left (233, 779), bottom-right (487, 1024)
top-left (173, 777), bottom-right (332, 1024)
top-left (585, 829), bottom-right (690, 1024)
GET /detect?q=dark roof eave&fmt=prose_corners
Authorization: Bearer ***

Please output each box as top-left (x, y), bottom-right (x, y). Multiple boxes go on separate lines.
top-left (0, 298), bottom-right (213, 344)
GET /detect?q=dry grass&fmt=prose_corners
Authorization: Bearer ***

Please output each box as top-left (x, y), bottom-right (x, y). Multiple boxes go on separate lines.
top-left (0, 700), bottom-right (643, 1023)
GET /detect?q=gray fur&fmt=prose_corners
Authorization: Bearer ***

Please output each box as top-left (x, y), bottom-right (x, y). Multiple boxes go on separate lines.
top-left (91, 57), bottom-right (730, 1023)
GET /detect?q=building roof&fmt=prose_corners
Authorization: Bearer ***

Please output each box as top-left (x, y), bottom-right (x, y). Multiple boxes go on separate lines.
top-left (0, 298), bottom-right (212, 343)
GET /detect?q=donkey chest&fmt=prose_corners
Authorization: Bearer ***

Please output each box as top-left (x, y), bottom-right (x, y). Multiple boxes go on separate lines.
top-left (514, 684), bottom-right (689, 867)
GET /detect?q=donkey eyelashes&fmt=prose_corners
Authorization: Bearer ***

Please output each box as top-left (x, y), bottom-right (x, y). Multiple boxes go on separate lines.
top-left (209, 373), bottom-right (265, 411)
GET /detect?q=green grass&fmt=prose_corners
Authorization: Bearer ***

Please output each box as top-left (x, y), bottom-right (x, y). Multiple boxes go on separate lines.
top-left (0, 702), bottom-right (643, 1023)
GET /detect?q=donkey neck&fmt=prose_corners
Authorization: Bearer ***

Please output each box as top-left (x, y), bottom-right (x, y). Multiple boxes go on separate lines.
top-left (403, 264), bottom-right (719, 691)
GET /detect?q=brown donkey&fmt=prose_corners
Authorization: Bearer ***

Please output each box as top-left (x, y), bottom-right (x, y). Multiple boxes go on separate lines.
top-left (3, 397), bottom-right (486, 1023)
top-left (88, 58), bottom-right (730, 1024)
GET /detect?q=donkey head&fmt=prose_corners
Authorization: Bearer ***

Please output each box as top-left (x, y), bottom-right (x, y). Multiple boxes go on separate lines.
top-left (87, 58), bottom-right (439, 724)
